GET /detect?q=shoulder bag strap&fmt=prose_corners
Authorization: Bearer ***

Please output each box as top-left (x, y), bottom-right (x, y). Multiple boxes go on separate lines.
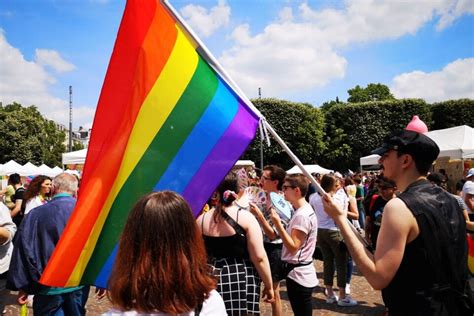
top-left (221, 211), bottom-right (246, 237)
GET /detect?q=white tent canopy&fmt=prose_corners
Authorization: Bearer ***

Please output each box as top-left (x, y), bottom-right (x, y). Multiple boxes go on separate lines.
top-left (37, 164), bottom-right (58, 177)
top-left (287, 164), bottom-right (334, 175)
top-left (62, 149), bottom-right (87, 165)
top-left (52, 166), bottom-right (64, 176)
top-left (234, 160), bottom-right (255, 168)
top-left (360, 125), bottom-right (474, 166)
top-left (0, 160), bottom-right (62, 177)
top-left (359, 154), bottom-right (381, 167)
top-left (0, 160), bottom-right (28, 176)
top-left (23, 162), bottom-right (40, 175)
top-left (425, 125), bottom-right (474, 159)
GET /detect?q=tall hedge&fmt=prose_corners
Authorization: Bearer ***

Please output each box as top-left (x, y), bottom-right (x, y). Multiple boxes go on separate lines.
top-left (322, 99), bottom-right (431, 170)
top-left (431, 99), bottom-right (474, 130)
top-left (242, 98), bottom-right (326, 170)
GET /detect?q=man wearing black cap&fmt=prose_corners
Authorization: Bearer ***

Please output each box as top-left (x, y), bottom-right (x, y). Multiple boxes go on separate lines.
top-left (322, 130), bottom-right (471, 315)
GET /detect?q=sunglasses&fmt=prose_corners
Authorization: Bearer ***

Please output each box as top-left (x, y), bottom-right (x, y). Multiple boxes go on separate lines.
top-left (282, 185), bottom-right (296, 190)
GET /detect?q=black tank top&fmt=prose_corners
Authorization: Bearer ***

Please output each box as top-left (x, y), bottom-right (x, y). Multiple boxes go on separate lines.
top-left (382, 179), bottom-right (468, 315)
top-left (202, 209), bottom-right (249, 260)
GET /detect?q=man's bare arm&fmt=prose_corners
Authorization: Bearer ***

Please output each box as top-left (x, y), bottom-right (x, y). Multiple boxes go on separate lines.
top-left (323, 195), bottom-right (415, 289)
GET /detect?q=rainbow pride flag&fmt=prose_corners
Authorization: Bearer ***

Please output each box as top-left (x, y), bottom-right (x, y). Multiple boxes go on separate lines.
top-left (468, 234), bottom-right (474, 274)
top-left (40, 0), bottom-right (260, 288)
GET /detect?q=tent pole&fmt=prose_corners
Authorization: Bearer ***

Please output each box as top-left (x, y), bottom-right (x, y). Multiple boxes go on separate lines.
top-left (263, 120), bottom-right (325, 195)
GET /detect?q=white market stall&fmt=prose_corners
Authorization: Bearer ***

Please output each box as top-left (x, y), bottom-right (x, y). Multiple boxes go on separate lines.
top-left (359, 125), bottom-right (474, 171)
top-left (287, 164), bottom-right (334, 175)
top-left (62, 149), bottom-right (88, 165)
top-left (234, 160), bottom-right (255, 168)
top-left (0, 160), bottom-right (28, 176)
top-left (23, 162), bottom-right (40, 175)
top-left (426, 125), bottom-right (474, 159)
top-left (359, 154), bottom-right (380, 167)
top-left (37, 164), bottom-right (57, 177)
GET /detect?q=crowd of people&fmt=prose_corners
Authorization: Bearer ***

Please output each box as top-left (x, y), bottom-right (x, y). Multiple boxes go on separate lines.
top-left (0, 128), bottom-right (473, 315)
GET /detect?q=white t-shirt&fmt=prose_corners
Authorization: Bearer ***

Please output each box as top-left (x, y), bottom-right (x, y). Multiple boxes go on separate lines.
top-left (281, 203), bottom-right (318, 288)
top-left (310, 193), bottom-right (337, 230)
top-left (463, 180), bottom-right (474, 213)
top-left (102, 289), bottom-right (226, 316)
top-left (24, 196), bottom-right (45, 215)
top-left (334, 188), bottom-right (349, 212)
top-left (0, 202), bottom-right (16, 274)
top-left (310, 192), bottom-right (346, 230)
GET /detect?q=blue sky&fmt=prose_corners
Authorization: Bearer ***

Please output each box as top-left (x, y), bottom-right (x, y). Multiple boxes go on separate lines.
top-left (0, 0), bottom-right (473, 129)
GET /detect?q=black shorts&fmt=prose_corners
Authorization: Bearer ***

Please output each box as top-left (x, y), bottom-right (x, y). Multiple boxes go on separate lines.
top-left (264, 242), bottom-right (284, 282)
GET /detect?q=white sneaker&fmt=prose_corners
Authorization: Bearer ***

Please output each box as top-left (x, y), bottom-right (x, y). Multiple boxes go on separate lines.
top-left (345, 283), bottom-right (351, 295)
top-left (326, 295), bottom-right (338, 304)
top-left (338, 295), bottom-right (357, 307)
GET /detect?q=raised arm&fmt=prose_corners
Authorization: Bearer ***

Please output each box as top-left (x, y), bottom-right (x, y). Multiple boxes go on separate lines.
top-left (323, 194), bottom-right (415, 290)
top-left (269, 208), bottom-right (307, 255)
top-left (249, 202), bottom-right (277, 240)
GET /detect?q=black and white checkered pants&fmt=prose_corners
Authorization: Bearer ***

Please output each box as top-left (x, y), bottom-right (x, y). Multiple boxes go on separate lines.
top-left (210, 257), bottom-right (261, 315)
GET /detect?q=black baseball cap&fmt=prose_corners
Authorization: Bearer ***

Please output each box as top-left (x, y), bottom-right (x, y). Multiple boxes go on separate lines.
top-left (371, 130), bottom-right (440, 163)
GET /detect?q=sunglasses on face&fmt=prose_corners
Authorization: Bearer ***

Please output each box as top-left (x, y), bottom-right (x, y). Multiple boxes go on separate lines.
top-left (282, 185), bottom-right (296, 190)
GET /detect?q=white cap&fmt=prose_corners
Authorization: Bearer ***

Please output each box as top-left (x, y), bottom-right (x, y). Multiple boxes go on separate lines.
top-left (467, 168), bottom-right (474, 178)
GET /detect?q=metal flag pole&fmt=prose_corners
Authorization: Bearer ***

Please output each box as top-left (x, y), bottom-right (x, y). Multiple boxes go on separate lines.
top-left (263, 120), bottom-right (371, 250)
top-left (262, 120), bottom-right (324, 195)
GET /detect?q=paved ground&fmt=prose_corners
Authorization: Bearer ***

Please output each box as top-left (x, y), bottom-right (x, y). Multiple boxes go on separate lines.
top-left (4, 261), bottom-right (386, 315)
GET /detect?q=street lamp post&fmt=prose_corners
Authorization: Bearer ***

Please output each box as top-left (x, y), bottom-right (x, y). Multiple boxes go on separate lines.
top-left (69, 85), bottom-right (73, 152)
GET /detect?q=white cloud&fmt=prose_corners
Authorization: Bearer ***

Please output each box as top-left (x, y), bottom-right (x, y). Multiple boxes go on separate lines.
top-left (180, 0), bottom-right (230, 38)
top-left (35, 49), bottom-right (76, 73)
top-left (278, 7), bottom-right (294, 23)
top-left (0, 30), bottom-right (95, 128)
top-left (220, 0), bottom-right (473, 97)
top-left (437, 0), bottom-right (474, 30)
top-left (391, 58), bottom-right (474, 102)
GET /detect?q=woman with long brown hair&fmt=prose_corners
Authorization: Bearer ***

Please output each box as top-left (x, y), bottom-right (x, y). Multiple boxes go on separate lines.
top-left (22, 175), bottom-right (52, 215)
top-left (197, 172), bottom-right (274, 315)
top-left (106, 191), bottom-right (226, 315)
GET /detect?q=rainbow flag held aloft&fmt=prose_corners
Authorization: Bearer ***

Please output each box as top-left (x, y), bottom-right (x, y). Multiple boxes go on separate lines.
top-left (40, 0), bottom-right (260, 288)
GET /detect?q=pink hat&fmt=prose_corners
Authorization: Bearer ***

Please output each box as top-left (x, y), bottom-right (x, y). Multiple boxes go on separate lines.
top-left (405, 115), bottom-right (428, 133)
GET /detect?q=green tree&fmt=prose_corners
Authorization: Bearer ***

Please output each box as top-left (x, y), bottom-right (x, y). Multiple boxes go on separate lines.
top-left (320, 97), bottom-right (343, 112)
top-left (431, 99), bottom-right (474, 129)
top-left (321, 99), bottom-right (431, 170)
top-left (72, 141), bottom-right (85, 151)
top-left (347, 83), bottom-right (395, 103)
top-left (0, 102), bottom-right (66, 166)
top-left (242, 98), bottom-right (326, 170)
